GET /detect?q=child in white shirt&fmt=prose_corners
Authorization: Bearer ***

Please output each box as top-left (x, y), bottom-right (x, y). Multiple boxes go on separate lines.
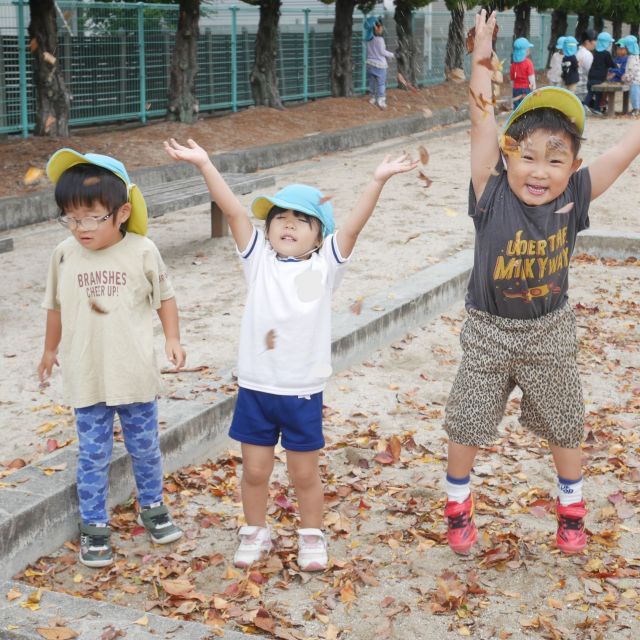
top-left (164, 138), bottom-right (415, 571)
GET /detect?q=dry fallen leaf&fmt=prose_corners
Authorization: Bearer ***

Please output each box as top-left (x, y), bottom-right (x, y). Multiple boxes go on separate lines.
top-left (23, 167), bottom-right (44, 185)
top-left (350, 298), bottom-right (363, 315)
top-left (36, 629), bottom-right (78, 640)
top-left (265, 329), bottom-right (276, 350)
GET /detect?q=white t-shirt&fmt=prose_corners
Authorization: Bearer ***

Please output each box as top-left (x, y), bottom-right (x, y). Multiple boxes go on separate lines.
top-left (43, 233), bottom-right (175, 408)
top-left (576, 46), bottom-right (594, 96)
top-left (237, 227), bottom-right (349, 396)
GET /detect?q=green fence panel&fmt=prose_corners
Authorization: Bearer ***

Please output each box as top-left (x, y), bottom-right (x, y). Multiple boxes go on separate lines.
top-left (0, 2), bottom-right (587, 137)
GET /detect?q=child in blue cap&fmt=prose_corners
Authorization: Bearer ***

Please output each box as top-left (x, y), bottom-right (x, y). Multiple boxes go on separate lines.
top-left (164, 138), bottom-right (416, 571)
top-left (621, 35), bottom-right (640, 116)
top-left (561, 36), bottom-right (579, 91)
top-left (365, 15), bottom-right (394, 109)
top-left (443, 10), bottom-right (640, 558)
top-left (510, 36), bottom-right (536, 105)
top-left (38, 149), bottom-right (186, 568)
top-left (584, 32), bottom-right (615, 114)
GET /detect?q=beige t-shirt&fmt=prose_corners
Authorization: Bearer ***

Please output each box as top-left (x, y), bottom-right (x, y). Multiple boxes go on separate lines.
top-left (43, 233), bottom-right (175, 408)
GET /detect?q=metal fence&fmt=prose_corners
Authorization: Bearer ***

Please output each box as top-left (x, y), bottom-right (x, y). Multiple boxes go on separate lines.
top-left (0, 1), bottom-right (555, 137)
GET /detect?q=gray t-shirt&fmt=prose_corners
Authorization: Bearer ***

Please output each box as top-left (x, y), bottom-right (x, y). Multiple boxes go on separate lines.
top-left (465, 159), bottom-right (591, 320)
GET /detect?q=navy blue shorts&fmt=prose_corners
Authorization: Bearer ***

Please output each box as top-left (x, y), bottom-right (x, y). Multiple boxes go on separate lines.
top-left (229, 387), bottom-right (324, 452)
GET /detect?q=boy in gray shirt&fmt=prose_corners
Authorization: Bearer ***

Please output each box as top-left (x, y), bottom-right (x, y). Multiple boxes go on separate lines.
top-left (443, 10), bottom-right (640, 556)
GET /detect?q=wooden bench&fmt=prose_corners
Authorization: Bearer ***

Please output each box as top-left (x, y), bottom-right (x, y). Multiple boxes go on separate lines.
top-left (144, 172), bottom-right (275, 237)
top-left (591, 82), bottom-right (629, 117)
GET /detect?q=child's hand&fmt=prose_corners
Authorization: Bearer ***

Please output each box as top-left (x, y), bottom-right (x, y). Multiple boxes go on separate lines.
top-left (37, 350), bottom-right (59, 385)
top-left (373, 152), bottom-right (418, 184)
top-left (472, 9), bottom-right (497, 61)
top-left (163, 138), bottom-right (210, 169)
top-left (165, 338), bottom-right (186, 370)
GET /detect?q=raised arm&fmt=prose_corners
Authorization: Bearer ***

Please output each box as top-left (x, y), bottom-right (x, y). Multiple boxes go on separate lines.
top-left (336, 153), bottom-right (416, 258)
top-left (163, 138), bottom-right (254, 251)
top-left (588, 118), bottom-right (640, 200)
top-left (469, 10), bottom-right (501, 201)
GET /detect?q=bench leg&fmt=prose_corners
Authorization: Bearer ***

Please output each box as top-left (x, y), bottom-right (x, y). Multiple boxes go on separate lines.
top-left (623, 90), bottom-right (630, 115)
top-left (605, 92), bottom-right (615, 117)
top-left (210, 201), bottom-right (229, 238)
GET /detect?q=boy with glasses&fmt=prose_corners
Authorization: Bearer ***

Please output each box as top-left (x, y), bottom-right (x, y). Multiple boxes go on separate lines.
top-left (38, 149), bottom-right (186, 567)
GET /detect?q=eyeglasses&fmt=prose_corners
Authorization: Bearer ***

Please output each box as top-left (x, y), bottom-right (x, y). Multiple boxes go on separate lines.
top-left (58, 210), bottom-right (115, 231)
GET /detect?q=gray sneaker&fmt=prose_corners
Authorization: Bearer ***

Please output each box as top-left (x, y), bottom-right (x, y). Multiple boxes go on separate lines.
top-left (79, 523), bottom-right (113, 568)
top-left (138, 504), bottom-right (183, 544)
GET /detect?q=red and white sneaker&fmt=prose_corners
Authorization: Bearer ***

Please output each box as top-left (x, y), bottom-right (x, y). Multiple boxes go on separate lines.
top-left (444, 494), bottom-right (478, 554)
top-left (297, 528), bottom-right (328, 572)
top-left (555, 499), bottom-right (587, 554)
top-left (233, 526), bottom-right (273, 567)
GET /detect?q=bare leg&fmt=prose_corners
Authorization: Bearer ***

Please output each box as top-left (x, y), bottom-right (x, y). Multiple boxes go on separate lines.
top-left (447, 441), bottom-right (479, 478)
top-left (286, 449), bottom-right (323, 529)
top-left (240, 443), bottom-right (275, 526)
top-left (549, 444), bottom-right (582, 481)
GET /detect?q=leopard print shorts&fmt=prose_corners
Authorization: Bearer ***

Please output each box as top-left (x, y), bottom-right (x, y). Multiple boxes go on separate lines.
top-left (444, 303), bottom-right (584, 449)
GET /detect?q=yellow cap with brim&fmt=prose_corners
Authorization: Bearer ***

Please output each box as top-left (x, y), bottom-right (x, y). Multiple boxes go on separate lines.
top-left (503, 86), bottom-right (586, 136)
top-left (46, 148), bottom-right (148, 236)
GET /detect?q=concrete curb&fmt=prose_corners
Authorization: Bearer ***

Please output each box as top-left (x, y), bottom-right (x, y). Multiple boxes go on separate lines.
top-left (0, 107), bottom-right (468, 232)
top-left (0, 580), bottom-right (254, 640)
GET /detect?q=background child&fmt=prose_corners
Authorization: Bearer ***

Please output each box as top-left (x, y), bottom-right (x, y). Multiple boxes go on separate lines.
top-left (38, 150), bottom-right (186, 568)
top-left (608, 39), bottom-right (629, 82)
top-left (443, 9), bottom-right (640, 557)
top-left (575, 29), bottom-right (596, 103)
top-left (164, 138), bottom-right (415, 572)
top-left (510, 36), bottom-right (536, 105)
top-left (546, 36), bottom-right (565, 86)
top-left (561, 36), bottom-right (580, 91)
top-left (621, 35), bottom-right (640, 116)
top-left (365, 15), bottom-right (394, 109)
top-left (584, 31), bottom-right (615, 114)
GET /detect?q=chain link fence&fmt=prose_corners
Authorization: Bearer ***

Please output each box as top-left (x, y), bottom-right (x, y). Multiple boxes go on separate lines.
top-left (0, 1), bottom-right (557, 137)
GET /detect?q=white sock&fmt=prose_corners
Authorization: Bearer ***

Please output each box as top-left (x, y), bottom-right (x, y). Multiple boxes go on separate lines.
top-left (557, 476), bottom-right (583, 506)
top-left (445, 474), bottom-right (471, 503)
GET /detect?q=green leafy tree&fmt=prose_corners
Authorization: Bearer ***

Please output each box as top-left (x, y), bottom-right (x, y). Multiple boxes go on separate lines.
top-left (389, 0), bottom-right (434, 87)
top-left (321, 0), bottom-right (376, 97)
top-left (242, 0), bottom-right (283, 108)
top-left (28, 0), bottom-right (71, 136)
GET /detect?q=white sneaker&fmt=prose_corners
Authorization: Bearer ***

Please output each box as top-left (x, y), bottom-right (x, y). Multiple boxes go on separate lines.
top-left (376, 97), bottom-right (387, 110)
top-left (297, 528), bottom-right (328, 572)
top-left (233, 526), bottom-right (273, 568)
top-left (368, 96), bottom-right (376, 106)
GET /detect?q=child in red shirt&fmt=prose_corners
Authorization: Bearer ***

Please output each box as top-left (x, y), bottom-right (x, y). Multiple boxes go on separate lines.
top-left (510, 37), bottom-right (536, 106)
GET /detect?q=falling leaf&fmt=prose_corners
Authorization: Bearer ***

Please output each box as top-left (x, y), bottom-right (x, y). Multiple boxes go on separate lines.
top-left (44, 115), bottom-right (57, 133)
top-left (88, 299), bottom-right (108, 315)
top-left (265, 329), bottom-right (276, 350)
top-left (448, 68), bottom-right (466, 83)
top-left (36, 629), bottom-right (78, 640)
top-left (418, 145), bottom-right (429, 166)
top-left (554, 202), bottom-right (574, 215)
top-left (42, 51), bottom-right (57, 65)
top-left (318, 195), bottom-right (334, 205)
top-left (418, 169), bottom-right (432, 188)
top-left (23, 167), bottom-right (44, 185)
top-left (29, 38), bottom-right (38, 52)
top-left (397, 72), bottom-right (418, 93)
top-left (499, 134), bottom-right (521, 158)
top-left (469, 87), bottom-right (495, 112)
top-left (350, 298), bottom-right (363, 315)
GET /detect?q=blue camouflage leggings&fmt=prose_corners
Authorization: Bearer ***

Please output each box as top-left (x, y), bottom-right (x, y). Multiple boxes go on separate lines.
top-left (74, 400), bottom-right (163, 525)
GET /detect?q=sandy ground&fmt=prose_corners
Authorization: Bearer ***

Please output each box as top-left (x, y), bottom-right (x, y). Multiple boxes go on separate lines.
top-left (1, 114), bottom-right (639, 467)
top-left (1, 114), bottom-right (640, 639)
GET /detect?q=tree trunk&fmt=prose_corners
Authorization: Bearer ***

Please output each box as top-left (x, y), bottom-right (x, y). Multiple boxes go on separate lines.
top-left (513, 3), bottom-right (531, 41)
top-left (574, 14), bottom-right (589, 40)
top-left (612, 20), bottom-right (622, 42)
top-left (394, 1), bottom-right (417, 86)
top-left (250, 0), bottom-right (283, 109)
top-left (444, 5), bottom-right (465, 76)
top-left (330, 0), bottom-right (356, 97)
top-left (28, 0), bottom-right (71, 136)
top-left (631, 24), bottom-right (640, 40)
top-left (593, 17), bottom-right (604, 34)
top-left (547, 9), bottom-right (567, 68)
top-left (167, 0), bottom-right (200, 123)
